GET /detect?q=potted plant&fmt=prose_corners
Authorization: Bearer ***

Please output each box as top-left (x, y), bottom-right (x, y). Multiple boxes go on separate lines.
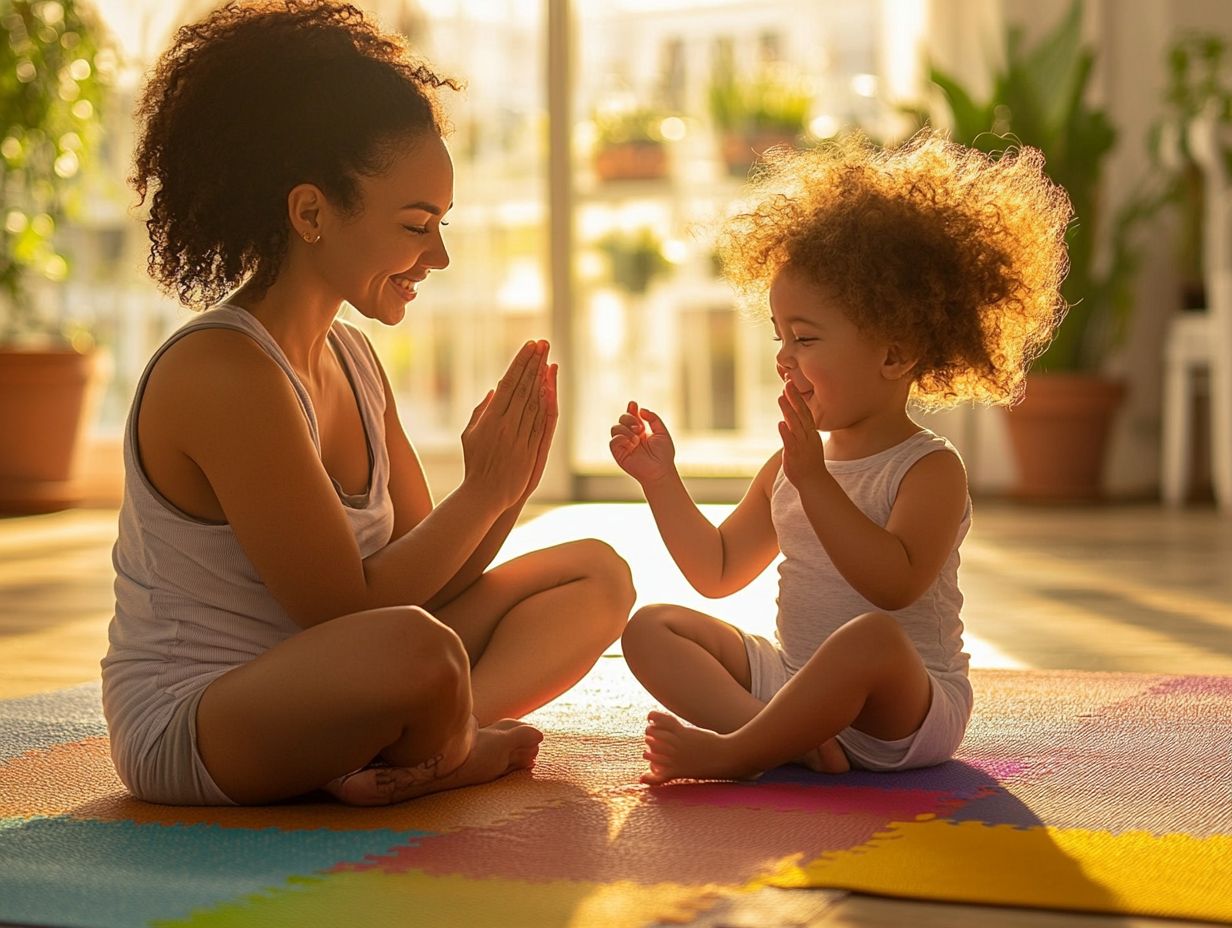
top-left (709, 65), bottom-right (811, 177)
top-left (592, 107), bottom-right (669, 182)
top-left (916, 0), bottom-right (1161, 501)
top-left (597, 228), bottom-right (672, 296)
top-left (1, 0), bottom-right (113, 513)
top-left (1148, 31), bottom-right (1232, 311)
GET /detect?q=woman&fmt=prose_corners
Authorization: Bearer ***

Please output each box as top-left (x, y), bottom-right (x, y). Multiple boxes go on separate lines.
top-left (102, 0), bottom-right (633, 807)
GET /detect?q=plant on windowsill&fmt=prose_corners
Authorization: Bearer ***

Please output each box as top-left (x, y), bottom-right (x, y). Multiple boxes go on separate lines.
top-left (708, 64), bottom-right (811, 177)
top-left (597, 228), bottom-right (671, 296)
top-left (591, 107), bottom-right (670, 183)
top-left (1, 0), bottom-right (114, 513)
top-left (910, 0), bottom-right (1163, 501)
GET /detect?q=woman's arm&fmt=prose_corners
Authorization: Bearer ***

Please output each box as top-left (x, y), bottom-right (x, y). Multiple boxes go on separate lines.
top-left (413, 363), bottom-right (558, 611)
top-left (144, 331), bottom-right (545, 628)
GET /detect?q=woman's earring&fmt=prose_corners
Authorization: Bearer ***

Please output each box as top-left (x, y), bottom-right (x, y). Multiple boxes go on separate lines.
top-left (302, 231), bottom-right (320, 244)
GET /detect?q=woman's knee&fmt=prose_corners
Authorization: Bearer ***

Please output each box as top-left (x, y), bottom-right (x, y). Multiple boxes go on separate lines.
top-left (571, 538), bottom-right (636, 631)
top-left (578, 539), bottom-right (635, 596)
top-left (359, 606), bottom-right (470, 708)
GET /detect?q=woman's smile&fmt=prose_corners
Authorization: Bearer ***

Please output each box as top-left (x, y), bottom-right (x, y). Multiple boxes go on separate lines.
top-left (388, 272), bottom-right (422, 302)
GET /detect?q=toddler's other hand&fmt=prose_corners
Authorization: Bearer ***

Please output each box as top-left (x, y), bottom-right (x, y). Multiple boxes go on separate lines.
top-left (609, 401), bottom-right (676, 485)
top-left (778, 381), bottom-right (826, 487)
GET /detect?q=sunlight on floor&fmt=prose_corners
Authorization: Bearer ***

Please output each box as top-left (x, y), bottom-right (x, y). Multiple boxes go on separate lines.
top-left (501, 503), bottom-right (1024, 670)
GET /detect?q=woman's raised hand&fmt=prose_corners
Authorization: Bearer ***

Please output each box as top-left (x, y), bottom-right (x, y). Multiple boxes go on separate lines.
top-left (609, 400), bottom-right (676, 485)
top-left (461, 340), bottom-right (553, 510)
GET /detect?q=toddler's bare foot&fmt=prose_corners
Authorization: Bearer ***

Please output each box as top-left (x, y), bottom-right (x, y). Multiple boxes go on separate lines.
top-left (326, 719), bottom-right (543, 806)
top-left (799, 737), bottom-right (850, 773)
top-left (640, 711), bottom-right (762, 785)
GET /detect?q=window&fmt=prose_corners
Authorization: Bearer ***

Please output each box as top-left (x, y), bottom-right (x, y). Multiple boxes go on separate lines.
top-left (68, 0), bottom-right (922, 496)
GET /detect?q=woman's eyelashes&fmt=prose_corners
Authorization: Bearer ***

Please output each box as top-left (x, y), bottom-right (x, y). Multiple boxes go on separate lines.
top-left (401, 220), bottom-right (449, 235)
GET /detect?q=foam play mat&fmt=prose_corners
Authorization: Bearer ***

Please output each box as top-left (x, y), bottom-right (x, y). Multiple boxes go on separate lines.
top-left (1, 663), bottom-right (1229, 927)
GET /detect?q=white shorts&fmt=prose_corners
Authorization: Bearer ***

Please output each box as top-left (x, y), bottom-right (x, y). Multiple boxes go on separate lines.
top-left (111, 684), bottom-right (237, 806)
top-left (740, 631), bottom-right (972, 771)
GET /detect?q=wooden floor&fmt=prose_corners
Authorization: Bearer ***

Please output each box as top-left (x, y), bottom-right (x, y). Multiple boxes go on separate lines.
top-left (1, 501), bottom-right (1229, 927)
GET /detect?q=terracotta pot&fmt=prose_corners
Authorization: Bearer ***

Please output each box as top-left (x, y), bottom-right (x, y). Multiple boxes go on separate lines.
top-left (1003, 373), bottom-right (1127, 502)
top-left (593, 141), bottom-right (667, 182)
top-left (0, 347), bottom-right (99, 514)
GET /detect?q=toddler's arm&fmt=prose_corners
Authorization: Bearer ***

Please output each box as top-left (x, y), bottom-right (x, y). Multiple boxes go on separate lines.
top-left (778, 382), bottom-right (967, 610)
top-left (611, 402), bottom-right (779, 597)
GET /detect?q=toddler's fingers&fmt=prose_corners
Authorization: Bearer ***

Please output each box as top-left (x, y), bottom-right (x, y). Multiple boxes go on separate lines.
top-left (639, 406), bottom-right (667, 435)
top-left (609, 435), bottom-right (636, 459)
top-left (781, 385), bottom-right (809, 425)
top-left (778, 394), bottom-right (798, 432)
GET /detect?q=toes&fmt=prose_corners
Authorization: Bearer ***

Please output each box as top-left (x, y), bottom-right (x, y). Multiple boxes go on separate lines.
top-left (645, 712), bottom-right (685, 741)
top-left (509, 747), bottom-right (539, 771)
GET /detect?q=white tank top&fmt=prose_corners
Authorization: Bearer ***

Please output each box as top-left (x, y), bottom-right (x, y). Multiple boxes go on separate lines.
top-left (101, 305), bottom-right (394, 777)
top-left (771, 429), bottom-right (972, 684)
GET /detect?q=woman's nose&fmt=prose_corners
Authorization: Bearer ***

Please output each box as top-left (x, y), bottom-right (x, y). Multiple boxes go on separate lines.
top-left (424, 229), bottom-right (450, 270)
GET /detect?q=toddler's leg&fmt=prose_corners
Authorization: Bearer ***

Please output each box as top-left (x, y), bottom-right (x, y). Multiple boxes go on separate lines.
top-left (623, 604), bottom-right (849, 773)
top-left (621, 604), bottom-right (762, 732)
top-left (641, 611), bottom-right (931, 784)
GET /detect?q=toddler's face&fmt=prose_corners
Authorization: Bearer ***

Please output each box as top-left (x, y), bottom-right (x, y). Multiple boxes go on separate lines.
top-left (768, 267), bottom-right (896, 432)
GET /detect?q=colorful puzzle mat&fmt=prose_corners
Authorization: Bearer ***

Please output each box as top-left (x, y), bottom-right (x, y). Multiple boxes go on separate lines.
top-left (1, 665), bottom-right (1229, 927)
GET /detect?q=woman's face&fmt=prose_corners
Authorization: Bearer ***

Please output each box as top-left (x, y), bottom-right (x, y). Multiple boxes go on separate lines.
top-left (318, 132), bottom-right (454, 325)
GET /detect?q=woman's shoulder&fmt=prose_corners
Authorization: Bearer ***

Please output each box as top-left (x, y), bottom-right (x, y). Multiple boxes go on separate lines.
top-left (151, 318), bottom-right (281, 390)
top-left (141, 315), bottom-right (298, 432)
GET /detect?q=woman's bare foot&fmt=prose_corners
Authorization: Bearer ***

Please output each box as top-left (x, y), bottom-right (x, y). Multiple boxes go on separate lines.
top-left (799, 737), bottom-right (850, 773)
top-left (326, 719), bottom-right (543, 806)
top-left (641, 711), bottom-right (762, 785)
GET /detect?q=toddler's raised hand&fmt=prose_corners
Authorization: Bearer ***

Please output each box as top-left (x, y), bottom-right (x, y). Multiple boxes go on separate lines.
top-left (610, 401), bottom-right (676, 485)
top-left (778, 381), bottom-right (826, 487)
top-left (461, 340), bottom-right (550, 509)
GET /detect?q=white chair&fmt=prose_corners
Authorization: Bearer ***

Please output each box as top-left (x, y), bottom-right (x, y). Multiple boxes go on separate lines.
top-left (1161, 105), bottom-right (1232, 511)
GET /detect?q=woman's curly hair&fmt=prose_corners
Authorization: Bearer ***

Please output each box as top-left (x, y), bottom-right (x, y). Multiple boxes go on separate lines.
top-left (130, 0), bottom-right (460, 308)
top-left (716, 129), bottom-right (1073, 408)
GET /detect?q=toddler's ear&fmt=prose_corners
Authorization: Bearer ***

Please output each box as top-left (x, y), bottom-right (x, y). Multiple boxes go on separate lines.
top-left (881, 343), bottom-right (919, 381)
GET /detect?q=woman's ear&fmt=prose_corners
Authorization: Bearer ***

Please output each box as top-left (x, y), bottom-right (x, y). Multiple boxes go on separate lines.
top-left (287, 184), bottom-right (325, 244)
top-left (882, 343), bottom-right (919, 381)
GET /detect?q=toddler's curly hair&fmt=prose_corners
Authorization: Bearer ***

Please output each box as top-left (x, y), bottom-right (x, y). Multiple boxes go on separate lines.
top-left (130, 0), bottom-right (459, 308)
top-left (716, 129), bottom-right (1072, 407)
